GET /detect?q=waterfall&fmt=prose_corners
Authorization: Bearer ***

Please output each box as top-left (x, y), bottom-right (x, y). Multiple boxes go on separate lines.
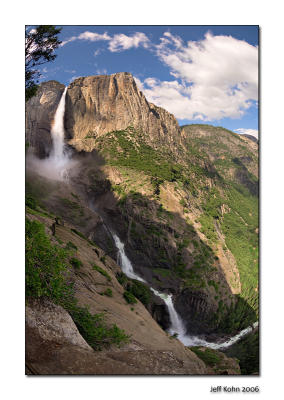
top-left (112, 232), bottom-right (258, 350)
top-left (50, 87), bottom-right (67, 161)
top-left (49, 87), bottom-right (71, 180)
top-left (112, 234), bottom-right (146, 282)
top-left (150, 288), bottom-right (187, 337)
top-left (27, 86), bottom-right (76, 181)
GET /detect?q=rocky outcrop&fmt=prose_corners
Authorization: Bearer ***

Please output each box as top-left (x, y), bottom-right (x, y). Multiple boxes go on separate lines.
top-left (26, 298), bottom-right (92, 350)
top-left (64, 72), bottom-right (182, 153)
top-left (25, 81), bottom-right (65, 158)
top-left (175, 289), bottom-right (217, 334)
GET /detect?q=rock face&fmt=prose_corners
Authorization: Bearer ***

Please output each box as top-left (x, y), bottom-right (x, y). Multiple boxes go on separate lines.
top-left (26, 298), bottom-right (92, 351)
top-left (64, 72), bottom-right (182, 152)
top-left (25, 81), bottom-right (65, 158)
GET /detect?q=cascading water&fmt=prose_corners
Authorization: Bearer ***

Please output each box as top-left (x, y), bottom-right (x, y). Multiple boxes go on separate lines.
top-left (27, 86), bottom-right (76, 181)
top-left (49, 87), bottom-right (71, 180)
top-left (50, 87), bottom-right (67, 161)
top-left (112, 232), bottom-right (258, 350)
top-left (150, 288), bottom-right (187, 337)
top-left (112, 234), bottom-right (146, 282)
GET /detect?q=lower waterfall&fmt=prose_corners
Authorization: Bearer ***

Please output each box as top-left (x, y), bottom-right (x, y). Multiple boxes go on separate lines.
top-left (112, 232), bottom-right (258, 350)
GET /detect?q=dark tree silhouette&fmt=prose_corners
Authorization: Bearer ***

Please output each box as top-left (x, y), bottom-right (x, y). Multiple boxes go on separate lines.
top-left (25, 25), bottom-right (62, 100)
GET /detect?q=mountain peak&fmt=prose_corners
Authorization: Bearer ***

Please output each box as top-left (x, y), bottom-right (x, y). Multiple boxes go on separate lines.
top-left (64, 73), bottom-right (181, 152)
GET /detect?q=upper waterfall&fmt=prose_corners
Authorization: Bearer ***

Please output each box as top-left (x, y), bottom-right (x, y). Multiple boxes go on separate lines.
top-left (27, 86), bottom-right (77, 181)
top-left (50, 87), bottom-right (67, 160)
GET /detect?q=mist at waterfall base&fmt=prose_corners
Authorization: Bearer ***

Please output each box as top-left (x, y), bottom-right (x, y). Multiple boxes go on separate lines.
top-left (26, 87), bottom-right (77, 181)
top-left (113, 233), bottom-right (258, 350)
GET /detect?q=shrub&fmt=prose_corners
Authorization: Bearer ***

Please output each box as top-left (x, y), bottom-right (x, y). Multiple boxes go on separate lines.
top-left (92, 264), bottom-right (111, 281)
top-left (68, 305), bottom-right (129, 350)
top-left (123, 291), bottom-right (137, 304)
top-left (70, 257), bottom-right (82, 270)
top-left (103, 288), bottom-right (113, 297)
top-left (190, 347), bottom-right (222, 367)
top-left (26, 218), bottom-right (72, 302)
top-left (25, 195), bottom-right (37, 210)
top-left (65, 241), bottom-right (78, 251)
top-left (116, 272), bottom-right (128, 287)
top-left (127, 280), bottom-right (152, 306)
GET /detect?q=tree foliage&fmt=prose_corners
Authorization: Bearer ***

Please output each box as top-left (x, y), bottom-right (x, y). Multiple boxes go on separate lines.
top-left (25, 25), bottom-right (62, 101)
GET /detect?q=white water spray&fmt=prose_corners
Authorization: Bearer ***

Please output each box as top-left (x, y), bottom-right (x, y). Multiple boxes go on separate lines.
top-left (50, 87), bottom-right (67, 161)
top-left (27, 87), bottom-right (77, 181)
top-left (112, 232), bottom-right (258, 350)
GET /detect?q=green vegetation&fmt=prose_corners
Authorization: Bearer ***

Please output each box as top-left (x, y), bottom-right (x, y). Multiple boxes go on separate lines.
top-left (70, 228), bottom-right (97, 247)
top-left (190, 347), bottom-right (222, 367)
top-left (123, 290), bottom-right (137, 304)
top-left (126, 280), bottom-right (152, 306)
top-left (25, 194), bottom-right (37, 210)
top-left (70, 257), bottom-right (82, 270)
top-left (224, 330), bottom-right (259, 375)
top-left (68, 305), bottom-right (128, 350)
top-left (92, 264), bottom-right (111, 281)
top-left (221, 183), bottom-right (258, 314)
top-left (26, 218), bottom-right (72, 301)
top-left (218, 295), bottom-right (257, 333)
top-left (71, 228), bottom-right (88, 240)
top-left (100, 255), bottom-right (106, 264)
top-left (102, 288), bottom-right (113, 297)
top-left (58, 197), bottom-right (84, 218)
top-left (26, 218), bottom-right (128, 350)
top-left (116, 272), bottom-right (128, 286)
top-left (25, 25), bottom-right (62, 101)
top-left (65, 241), bottom-right (78, 251)
top-left (96, 128), bottom-right (185, 183)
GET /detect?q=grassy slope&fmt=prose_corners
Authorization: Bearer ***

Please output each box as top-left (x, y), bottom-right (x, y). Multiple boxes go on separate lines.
top-left (182, 125), bottom-right (259, 323)
top-left (89, 125), bottom-right (259, 332)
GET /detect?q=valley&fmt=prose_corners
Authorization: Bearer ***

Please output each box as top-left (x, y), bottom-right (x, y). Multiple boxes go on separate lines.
top-left (25, 72), bottom-right (259, 375)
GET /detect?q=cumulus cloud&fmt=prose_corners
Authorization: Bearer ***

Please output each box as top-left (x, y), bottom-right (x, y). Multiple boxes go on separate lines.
top-left (139, 32), bottom-right (258, 121)
top-left (61, 31), bottom-right (111, 46)
top-left (108, 32), bottom-right (150, 52)
top-left (61, 31), bottom-right (150, 53)
top-left (234, 128), bottom-right (258, 139)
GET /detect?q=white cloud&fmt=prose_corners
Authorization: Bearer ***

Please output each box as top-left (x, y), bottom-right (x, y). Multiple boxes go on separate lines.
top-left (61, 31), bottom-right (111, 46)
top-left (61, 31), bottom-right (150, 53)
top-left (234, 128), bottom-right (258, 139)
top-left (139, 31), bottom-right (258, 121)
top-left (108, 32), bottom-right (150, 52)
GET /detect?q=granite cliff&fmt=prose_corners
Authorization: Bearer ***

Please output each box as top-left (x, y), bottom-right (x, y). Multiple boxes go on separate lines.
top-left (26, 72), bottom-right (183, 157)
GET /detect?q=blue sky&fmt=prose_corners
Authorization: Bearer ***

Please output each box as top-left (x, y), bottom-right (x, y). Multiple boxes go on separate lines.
top-left (32, 25), bottom-right (259, 137)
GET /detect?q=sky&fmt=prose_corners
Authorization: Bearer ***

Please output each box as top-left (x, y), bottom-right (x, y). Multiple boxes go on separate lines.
top-left (30, 25), bottom-right (259, 138)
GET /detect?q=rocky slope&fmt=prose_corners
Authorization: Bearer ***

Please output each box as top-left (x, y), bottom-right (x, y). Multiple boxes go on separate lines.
top-left (25, 72), bottom-right (259, 374)
top-left (25, 209), bottom-right (240, 375)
